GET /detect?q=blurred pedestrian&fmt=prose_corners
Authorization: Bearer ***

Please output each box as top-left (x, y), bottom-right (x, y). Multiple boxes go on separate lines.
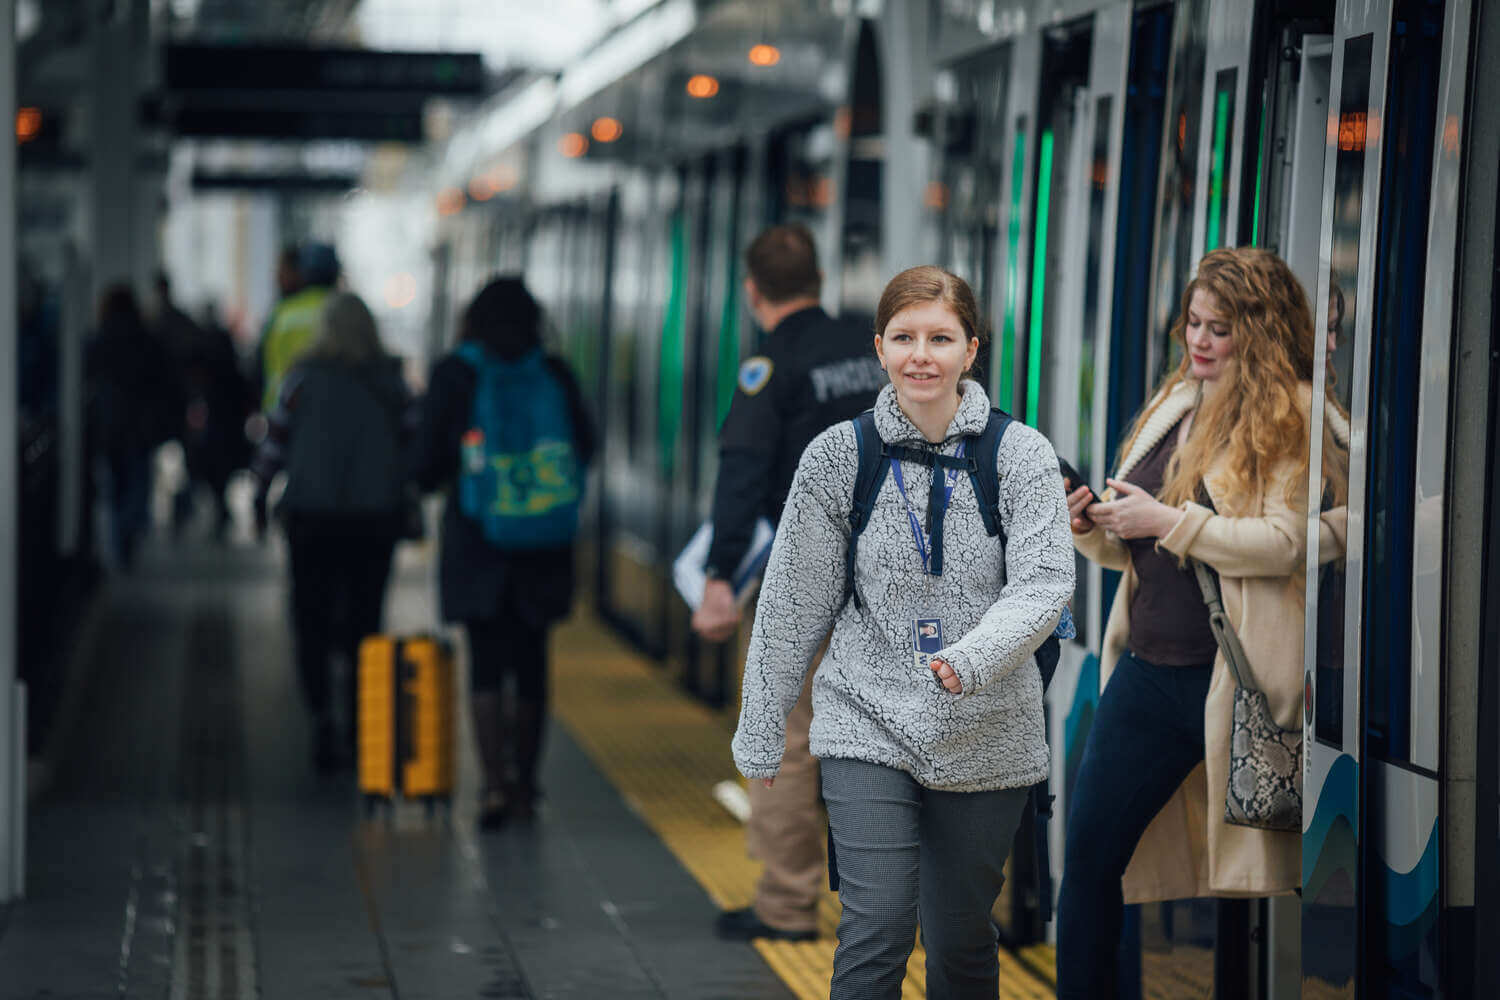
top-left (1056, 248), bottom-right (1349, 996)
top-left (253, 292), bottom-right (409, 772)
top-left (152, 273), bottom-right (250, 538)
top-left (86, 284), bottom-right (181, 570)
top-left (731, 266), bottom-right (1074, 998)
top-left (694, 224), bottom-right (885, 943)
top-left (150, 271), bottom-right (201, 377)
top-left (259, 241), bottom-right (338, 413)
top-left (411, 276), bottom-right (594, 829)
top-left (250, 245), bottom-right (307, 537)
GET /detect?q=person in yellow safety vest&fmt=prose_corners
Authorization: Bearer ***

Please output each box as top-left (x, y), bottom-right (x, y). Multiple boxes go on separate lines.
top-left (260, 242), bottom-right (340, 412)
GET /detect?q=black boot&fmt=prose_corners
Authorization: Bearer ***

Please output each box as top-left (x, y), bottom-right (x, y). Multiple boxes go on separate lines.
top-left (471, 692), bottom-right (508, 830)
top-left (506, 700), bottom-right (546, 823)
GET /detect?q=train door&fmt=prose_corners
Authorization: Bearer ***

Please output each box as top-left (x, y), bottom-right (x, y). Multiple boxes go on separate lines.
top-left (1470, 2), bottom-right (1500, 989)
top-left (982, 4), bottom-right (1140, 954)
top-left (683, 146), bottom-right (745, 707)
top-left (596, 166), bottom-right (678, 656)
top-left (1303, 0), bottom-right (1466, 994)
top-left (597, 171), bottom-right (646, 642)
top-left (671, 154), bottom-right (730, 701)
top-left (655, 164), bottom-right (698, 663)
top-left (1192, 7), bottom-right (1336, 992)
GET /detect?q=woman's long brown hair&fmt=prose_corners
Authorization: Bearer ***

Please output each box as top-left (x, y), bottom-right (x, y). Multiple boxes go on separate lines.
top-left (1116, 247), bottom-right (1350, 510)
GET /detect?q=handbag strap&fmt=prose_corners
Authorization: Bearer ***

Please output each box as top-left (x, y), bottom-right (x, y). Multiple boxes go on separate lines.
top-left (1191, 559), bottom-right (1255, 691)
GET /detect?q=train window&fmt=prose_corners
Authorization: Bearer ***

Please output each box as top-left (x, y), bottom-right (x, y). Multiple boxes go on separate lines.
top-left (841, 19), bottom-right (884, 321)
top-left (711, 153), bottom-right (744, 431)
top-left (659, 209), bottom-right (687, 477)
top-left (1027, 123), bottom-right (1055, 427)
top-left (998, 118), bottom-right (1026, 412)
top-left (1363, 0), bottom-right (1445, 769)
top-left (1249, 100), bottom-right (1268, 246)
top-left (1080, 96), bottom-right (1110, 497)
top-left (1204, 68), bottom-right (1237, 252)
top-left (766, 120), bottom-right (835, 233)
top-left (930, 44), bottom-right (1009, 392)
top-left (1107, 3), bottom-right (1173, 467)
top-left (1027, 23), bottom-right (1093, 433)
top-left (1072, 94), bottom-right (1113, 643)
top-left (1314, 33), bottom-right (1372, 749)
top-left (1145, 0), bottom-right (1207, 389)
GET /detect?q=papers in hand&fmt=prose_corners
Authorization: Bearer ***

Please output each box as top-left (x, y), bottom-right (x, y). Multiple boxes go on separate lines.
top-left (673, 518), bottom-right (775, 611)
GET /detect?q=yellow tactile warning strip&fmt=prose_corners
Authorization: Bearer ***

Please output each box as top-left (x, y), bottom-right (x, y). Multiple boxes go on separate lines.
top-left (548, 612), bottom-right (1055, 1000)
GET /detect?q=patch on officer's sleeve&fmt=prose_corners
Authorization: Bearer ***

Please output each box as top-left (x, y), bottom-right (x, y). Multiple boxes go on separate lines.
top-left (738, 356), bottom-right (774, 396)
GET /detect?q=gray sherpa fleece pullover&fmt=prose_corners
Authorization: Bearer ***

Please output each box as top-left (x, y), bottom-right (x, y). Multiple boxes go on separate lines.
top-left (731, 380), bottom-right (1075, 792)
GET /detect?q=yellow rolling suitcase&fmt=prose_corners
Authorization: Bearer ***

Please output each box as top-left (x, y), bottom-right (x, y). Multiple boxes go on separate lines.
top-left (358, 635), bottom-right (455, 814)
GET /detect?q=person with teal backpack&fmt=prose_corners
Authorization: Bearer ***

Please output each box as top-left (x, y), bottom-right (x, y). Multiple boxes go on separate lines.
top-left (412, 277), bottom-right (595, 829)
top-left (453, 340), bottom-right (583, 549)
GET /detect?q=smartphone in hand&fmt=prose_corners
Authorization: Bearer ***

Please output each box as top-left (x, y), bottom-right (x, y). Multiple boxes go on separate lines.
top-left (1057, 456), bottom-right (1100, 506)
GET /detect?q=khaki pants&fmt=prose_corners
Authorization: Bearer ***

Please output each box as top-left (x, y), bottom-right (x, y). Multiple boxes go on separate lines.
top-left (745, 666), bottom-right (824, 933)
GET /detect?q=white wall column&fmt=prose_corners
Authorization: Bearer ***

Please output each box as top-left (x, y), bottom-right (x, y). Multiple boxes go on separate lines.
top-left (1, 0), bottom-right (23, 904)
top-left (878, 0), bottom-right (933, 277)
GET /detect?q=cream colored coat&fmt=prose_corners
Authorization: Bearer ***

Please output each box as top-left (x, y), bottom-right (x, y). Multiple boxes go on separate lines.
top-left (1073, 379), bottom-right (1348, 902)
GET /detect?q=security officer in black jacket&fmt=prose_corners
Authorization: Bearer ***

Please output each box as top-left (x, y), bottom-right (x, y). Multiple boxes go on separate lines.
top-left (693, 224), bottom-right (883, 942)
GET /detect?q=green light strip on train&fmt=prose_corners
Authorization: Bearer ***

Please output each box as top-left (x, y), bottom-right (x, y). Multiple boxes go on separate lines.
top-left (1027, 128), bottom-right (1054, 427)
top-left (716, 251), bottom-right (741, 428)
top-left (658, 214), bottom-right (687, 475)
top-left (1207, 89), bottom-right (1230, 251)
top-left (999, 132), bottom-right (1025, 412)
top-left (1251, 102), bottom-right (1267, 245)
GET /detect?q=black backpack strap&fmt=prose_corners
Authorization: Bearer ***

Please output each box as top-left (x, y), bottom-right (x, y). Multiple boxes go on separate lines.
top-left (843, 411), bottom-right (888, 611)
top-left (967, 407), bottom-right (1013, 545)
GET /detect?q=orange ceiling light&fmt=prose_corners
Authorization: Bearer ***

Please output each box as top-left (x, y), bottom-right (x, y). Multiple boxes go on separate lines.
top-left (591, 117), bottom-right (623, 143)
top-left (384, 273), bottom-right (418, 310)
top-left (490, 164), bottom-right (520, 192)
top-left (559, 132), bottom-right (589, 158)
top-left (685, 74), bottom-right (720, 99)
top-left (748, 44), bottom-right (781, 67)
top-left (468, 174), bottom-right (498, 201)
top-left (436, 187), bottom-right (465, 216)
top-left (1338, 111), bottom-right (1368, 152)
top-left (15, 107), bottom-right (41, 143)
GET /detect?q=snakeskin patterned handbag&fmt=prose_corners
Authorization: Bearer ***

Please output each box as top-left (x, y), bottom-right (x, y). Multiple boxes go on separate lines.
top-left (1192, 560), bottom-right (1302, 832)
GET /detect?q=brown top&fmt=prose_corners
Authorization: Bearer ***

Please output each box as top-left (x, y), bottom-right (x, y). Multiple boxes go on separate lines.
top-left (1124, 419), bottom-right (1219, 666)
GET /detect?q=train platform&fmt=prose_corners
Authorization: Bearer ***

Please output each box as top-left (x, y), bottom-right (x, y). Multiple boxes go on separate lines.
top-left (0, 520), bottom-right (1067, 999)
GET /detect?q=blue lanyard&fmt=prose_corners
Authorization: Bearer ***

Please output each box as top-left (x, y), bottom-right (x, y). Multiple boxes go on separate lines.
top-left (889, 441), bottom-right (966, 575)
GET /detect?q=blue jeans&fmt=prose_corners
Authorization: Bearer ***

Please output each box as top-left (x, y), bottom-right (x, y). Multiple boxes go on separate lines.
top-left (1055, 650), bottom-right (1212, 999)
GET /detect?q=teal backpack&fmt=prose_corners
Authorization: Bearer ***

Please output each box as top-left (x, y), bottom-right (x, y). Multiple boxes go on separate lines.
top-left (454, 344), bottom-right (583, 550)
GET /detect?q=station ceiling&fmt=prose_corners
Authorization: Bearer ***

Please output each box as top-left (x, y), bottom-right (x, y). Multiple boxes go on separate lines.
top-left (164, 0), bottom-right (362, 43)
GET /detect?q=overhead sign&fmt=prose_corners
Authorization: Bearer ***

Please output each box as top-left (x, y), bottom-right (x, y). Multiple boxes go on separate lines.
top-left (170, 107), bottom-right (425, 142)
top-left (165, 45), bottom-right (484, 96)
top-left (190, 170), bottom-right (360, 193)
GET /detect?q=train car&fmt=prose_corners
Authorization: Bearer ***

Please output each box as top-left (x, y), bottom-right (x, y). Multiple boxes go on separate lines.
top-left (424, 0), bottom-right (1497, 994)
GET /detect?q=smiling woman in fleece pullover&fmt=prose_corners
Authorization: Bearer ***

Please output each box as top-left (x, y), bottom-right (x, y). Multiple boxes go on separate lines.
top-left (732, 265), bottom-right (1074, 1000)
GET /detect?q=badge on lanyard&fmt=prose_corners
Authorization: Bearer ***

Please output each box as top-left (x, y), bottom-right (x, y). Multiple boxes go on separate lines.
top-left (912, 617), bottom-right (945, 674)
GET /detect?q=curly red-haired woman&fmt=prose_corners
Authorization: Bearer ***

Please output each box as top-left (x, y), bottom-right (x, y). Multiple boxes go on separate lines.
top-left (1055, 247), bottom-right (1348, 996)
